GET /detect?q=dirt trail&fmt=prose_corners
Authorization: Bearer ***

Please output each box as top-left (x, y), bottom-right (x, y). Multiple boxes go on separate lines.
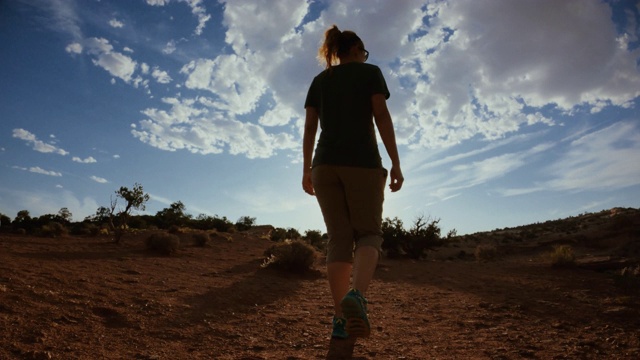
top-left (1, 230), bottom-right (639, 359)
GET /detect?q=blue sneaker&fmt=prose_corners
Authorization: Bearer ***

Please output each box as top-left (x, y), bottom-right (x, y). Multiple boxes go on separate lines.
top-left (331, 316), bottom-right (349, 339)
top-left (340, 288), bottom-right (370, 338)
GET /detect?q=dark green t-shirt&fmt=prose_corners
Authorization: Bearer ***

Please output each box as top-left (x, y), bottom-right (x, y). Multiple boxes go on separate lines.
top-left (304, 62), bottom-right (390, 168)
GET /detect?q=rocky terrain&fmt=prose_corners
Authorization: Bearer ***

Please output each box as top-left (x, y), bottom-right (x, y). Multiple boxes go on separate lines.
top-left (1, 208), bottom-right (638, 359)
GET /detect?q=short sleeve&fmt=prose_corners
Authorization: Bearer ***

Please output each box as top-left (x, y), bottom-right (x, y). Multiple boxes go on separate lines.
top-left (371, 66), bottom-right (390, 100)
top-left (304, 76), bottom-right (321, 108)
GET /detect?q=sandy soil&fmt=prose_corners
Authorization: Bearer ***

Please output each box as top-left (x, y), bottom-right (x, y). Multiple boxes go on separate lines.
top-left (1, 224), bottom-right (639, 359)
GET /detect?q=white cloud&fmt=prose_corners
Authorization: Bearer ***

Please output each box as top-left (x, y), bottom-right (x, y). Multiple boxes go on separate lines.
top-left (222, 0), bottom-right (310, 55)
top-left (109, 18), bottom-right (124, 28)
top-left (162, 40), bottom-right (177, 54)
top-left (181, 56), bottom-right (266, 115)
top-left (130, 0), bottom-right (639, 162)
top-left (145, 0), bottom-right (210, 35)
top-left (113, 154), bottom-right (121, 159)
top-left (90, 175), bottom-right (109, 184)
top-left (12, 129), bottom-right (69, 156)
top-left (183, 0), bottom-right (210, 35)
top-left (414, 142), bottom-right (555, 203)
top-left (72, 156), bottom-right (97, 164)
top-left (30, 167), bottom-right (62, 177)
top-left (65, 42), bottom-right (82, 54)
top-left (546, 121), bottom-right (640, 191)
top-left (140, 63), bottom-right (150, 74)
top-left (152, 67), bottom-right (172, 84)
top-left (85, 37), bottom-right (137, 83)
top-left (258, 103), bottom-right (296, 127)
top-left (123, 47), bottom-right (134, 53)
top-left (30, 0), bottom-right (83, 40)
top-left (146, 0), bottom-right (170, 6)
top-left (132, 96), bottom-right (297, 158)
top-left (387, 0), bottom-right (639, 148)
top-left (0, 187), bottom-right (100, 222)
top-left (13, 165), bottom-right (62, 177)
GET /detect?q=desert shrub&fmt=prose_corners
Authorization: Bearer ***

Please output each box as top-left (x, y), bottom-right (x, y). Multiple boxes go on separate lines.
top-left (615, 266), bottom-right (640, 295)
top-left (0, 213), bottom-right (11, 232)
top-left (201, 215), bottom-right (235, 232)
top-left (404, 216), bottom-right (443, 260)
top-left (271, 227), bottom-right (301, 242)
top-left (41, 222), bottom-right (68, 238)
top-left (193, 233), bottom-right (210, 247)
top-left (303, 229), bottom-right (326, 251)
top-left (445, 228), bottom-right (458, 239)
top-left (381, 217), bottom-right (406, 258)
top-left (168, 225), bottom-right (182, 234)
top-left (127, 216), bottom-right (148, 230)
top-left (382, 215), bottom-right (443, 259)
top-left (475, 244), bottom-right (498, 262)
top-left (550, 245), bottom-right (575, 267)
top-left (14, 228), bottom-right (27, 235)
top-left (210, 231), bottom-right (232, 243)
top-left (146, 233), bottom-right (180, 255)
top-left (262, 239), bottom-right (316, 272)
top-left (71, 223), bottom-right (100, 236)
top-left (609, 214), bottom-right (634, 231)
top-left (235, 216), bottom-right (256, 231)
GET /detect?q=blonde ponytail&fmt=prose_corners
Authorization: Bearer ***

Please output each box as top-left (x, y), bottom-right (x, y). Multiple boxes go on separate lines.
top-left (318, 25), bottom-right (363, 69)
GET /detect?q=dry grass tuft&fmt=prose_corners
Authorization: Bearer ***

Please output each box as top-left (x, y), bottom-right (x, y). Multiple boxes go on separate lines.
top-left (262, 239), bottom-right (317, 272)
top-left (475, 244), bottom-right (498, 262)
top-left (146, 232), bottom-right (180, 255)
top-left (193, 233), bottom-right (210, 247)
top-left (550, 245), bottom-right (576, 267)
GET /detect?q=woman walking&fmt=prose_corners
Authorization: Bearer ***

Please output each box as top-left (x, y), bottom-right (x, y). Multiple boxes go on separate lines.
top-left (302, 25), bottom-right (404, 339)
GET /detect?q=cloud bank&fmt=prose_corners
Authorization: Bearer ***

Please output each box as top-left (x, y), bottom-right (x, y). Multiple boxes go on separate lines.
top-left (126, 0), bottom-right (640, 158)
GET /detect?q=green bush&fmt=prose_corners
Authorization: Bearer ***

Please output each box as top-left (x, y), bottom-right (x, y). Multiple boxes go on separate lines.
top-left (235, 216), bottom-right (256, 231)
top-left (550, 245), bottom-right (575, 267)
top-left (146, 233), bottom-right (180, 255)
top-left (168, 225), bottom-right (182, 234)
top-left (303, 229), bottom-right (326, 251)
top-left (193, 233), bottom-right (210, 247)
top-left (71, 223), bottom-right (100, 236)
top-left (270, 227), bottom-right (301, 242)
top-left (475, 244), bottom-right (498, 262)
top-left (262, 239), bottom-right (316, 272)
top-left (381, 217), bottom-right (406, 258)
top-left (615, 266), bottom-right (640, 295)
top-left (41, 222), bottom-right (68, 238)
top-left (382, 216), bottom-right (443, 259)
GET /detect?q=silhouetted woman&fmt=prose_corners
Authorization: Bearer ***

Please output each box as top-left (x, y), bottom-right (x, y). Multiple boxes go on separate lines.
top-left (303, 25), bottom-right (404, 339)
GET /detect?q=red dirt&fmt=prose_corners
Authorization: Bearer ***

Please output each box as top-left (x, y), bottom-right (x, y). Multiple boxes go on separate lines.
top-left (1, 227), bottom-right (639, 359)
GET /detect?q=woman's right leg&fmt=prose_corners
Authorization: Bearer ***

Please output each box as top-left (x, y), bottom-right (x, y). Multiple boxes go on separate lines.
top-left (327, 262), bottom-right (351, 316)
top-left (343, 167), bottom-right (387, 296)
top-left (312, 166), bottom-right (355, 317)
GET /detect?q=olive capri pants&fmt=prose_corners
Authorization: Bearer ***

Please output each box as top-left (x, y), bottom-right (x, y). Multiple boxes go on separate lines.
top-left (312, 165), bottom-right (388, 263)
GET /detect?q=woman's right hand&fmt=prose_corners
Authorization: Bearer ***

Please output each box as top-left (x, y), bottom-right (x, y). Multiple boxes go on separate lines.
top-left (389, 165), bottom-right (404, 192)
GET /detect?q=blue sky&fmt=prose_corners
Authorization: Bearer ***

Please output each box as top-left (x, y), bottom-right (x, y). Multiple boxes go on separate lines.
top-left (1, 0), bottom-right (639, 235)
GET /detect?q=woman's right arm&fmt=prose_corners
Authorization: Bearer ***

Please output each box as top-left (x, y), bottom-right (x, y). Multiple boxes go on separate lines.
top-left (372, 94), bottom-right (404, 192)
top-left (302, 106), bottom-right (319, 195)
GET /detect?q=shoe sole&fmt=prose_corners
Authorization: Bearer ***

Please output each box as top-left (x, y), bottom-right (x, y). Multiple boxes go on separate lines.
top-left (341, 296), bottom-right (371, 338)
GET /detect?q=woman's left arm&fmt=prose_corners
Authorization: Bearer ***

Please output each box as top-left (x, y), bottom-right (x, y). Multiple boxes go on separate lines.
top-left (372, 94), bottom-right (404, 192)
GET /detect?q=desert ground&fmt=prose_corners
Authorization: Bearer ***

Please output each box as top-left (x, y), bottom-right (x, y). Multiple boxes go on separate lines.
top-left (1, 209), bottom-right (639, 359)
